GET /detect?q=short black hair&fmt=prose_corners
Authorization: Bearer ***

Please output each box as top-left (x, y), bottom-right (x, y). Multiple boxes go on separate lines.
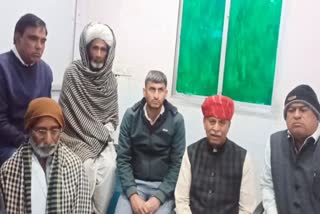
top-left (13, 13), bottom-right (47, 44)
top-left (145, 70), bottom-right (167, 87)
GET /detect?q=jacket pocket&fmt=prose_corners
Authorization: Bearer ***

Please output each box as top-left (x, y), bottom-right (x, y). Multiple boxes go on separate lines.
top-left (313, 170), bottom-right (320, 200)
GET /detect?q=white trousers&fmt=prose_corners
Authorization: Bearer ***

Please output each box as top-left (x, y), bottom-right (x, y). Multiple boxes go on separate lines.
top-left (84, 144), bottom-right (117, 214)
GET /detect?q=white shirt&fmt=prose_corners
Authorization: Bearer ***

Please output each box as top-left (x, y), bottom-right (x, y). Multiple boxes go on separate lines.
top-left (31, 154), bottom-right (52, 214)
top-left (143, 104), bottom-right (164, 125)
top-left (175, 150), bottom-right (257, 214)
top-left (12, 46), bottom-right (33, 66)
top-left (260, 127), bottom-right (320, 214)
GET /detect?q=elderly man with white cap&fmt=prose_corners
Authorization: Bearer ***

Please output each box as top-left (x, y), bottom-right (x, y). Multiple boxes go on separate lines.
top-left (0, 97), bottom-right (91, 213)
top-left (59, 22), bottom-right (118, 213)
top-left (175, 95), bottom-right (256, 214)
top-left (261, 84), bottom-right (320, 214)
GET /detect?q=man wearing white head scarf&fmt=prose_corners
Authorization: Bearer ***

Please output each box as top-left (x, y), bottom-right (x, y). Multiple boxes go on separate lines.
top-left (59, 22), bottom-right (118, 214)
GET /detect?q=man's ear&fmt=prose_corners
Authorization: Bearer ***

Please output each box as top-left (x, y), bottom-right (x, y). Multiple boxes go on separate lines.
top-left (13, 32), bottom-right (21, 44)
top-left (143, 88), bottom-right (146, 97)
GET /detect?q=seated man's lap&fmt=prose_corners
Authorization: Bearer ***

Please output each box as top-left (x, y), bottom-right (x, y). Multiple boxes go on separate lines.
top-left (83, 145), bottom-right (117, 213)
top-left (114, 180), bottom-right (174, 214)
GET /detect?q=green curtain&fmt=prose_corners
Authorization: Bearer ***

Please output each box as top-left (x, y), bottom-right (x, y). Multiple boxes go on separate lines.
top-left (176, 0), bottom-right (226, 96)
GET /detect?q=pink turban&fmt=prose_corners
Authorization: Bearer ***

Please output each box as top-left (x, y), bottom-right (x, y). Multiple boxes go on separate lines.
top-left (201, 95), bottom-right (234, 120)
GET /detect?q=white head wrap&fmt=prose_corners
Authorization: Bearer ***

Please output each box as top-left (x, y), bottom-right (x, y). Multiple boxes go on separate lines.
top-left (85, 22), bottom-right (114, 46)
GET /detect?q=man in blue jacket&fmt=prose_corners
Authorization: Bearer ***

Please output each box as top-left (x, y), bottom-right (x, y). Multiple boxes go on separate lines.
top-left (115, 70), bottom-right (186, 214)
top-left (0, 13), bottom-right (53, 165)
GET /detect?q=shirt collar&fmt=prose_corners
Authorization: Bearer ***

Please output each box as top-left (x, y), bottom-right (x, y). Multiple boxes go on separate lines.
top-left (206, 138), bottom-right (227, 154)
top-left (143, 103), bottom-right (165, 125)
top-left (312, 124), bottom-right (320, 141)
top-left (12, 46), bottom-right (34, 67)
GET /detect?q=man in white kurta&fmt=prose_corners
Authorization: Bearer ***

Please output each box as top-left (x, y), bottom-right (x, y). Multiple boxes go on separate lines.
top-left (175, 95), bottom-right (256, 214)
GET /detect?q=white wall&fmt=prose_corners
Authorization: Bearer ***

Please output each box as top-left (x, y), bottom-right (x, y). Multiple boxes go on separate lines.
top-left (0, 0), bottom-right (77, 88)
top-left (75, 0), bottom-right (320, 201)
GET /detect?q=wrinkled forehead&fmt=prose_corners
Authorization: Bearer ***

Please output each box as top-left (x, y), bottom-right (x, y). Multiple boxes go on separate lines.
top-left (19, 26), bottom-right (47, 36)
top-left (31, 116), bottom-right (61, 129)
top-left (88, 38), bottom-right (108, 49)
top-left (204, 116), bottom-right (230, 122)
top-left (145, 81), bottom-right (167, 89)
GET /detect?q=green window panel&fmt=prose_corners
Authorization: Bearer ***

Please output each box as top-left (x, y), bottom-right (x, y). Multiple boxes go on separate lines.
top-left (222, 0), bottom-right (282, 105)
top-left (176, 0), bottom-right (226, 96)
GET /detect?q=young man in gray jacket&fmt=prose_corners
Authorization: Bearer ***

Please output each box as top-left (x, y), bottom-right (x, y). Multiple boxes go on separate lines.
top-left (115, 70), bottom-right (186, 214)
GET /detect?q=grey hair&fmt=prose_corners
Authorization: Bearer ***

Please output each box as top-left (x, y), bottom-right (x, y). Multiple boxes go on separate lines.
top-left (145, 70), bottom-right (167, 87)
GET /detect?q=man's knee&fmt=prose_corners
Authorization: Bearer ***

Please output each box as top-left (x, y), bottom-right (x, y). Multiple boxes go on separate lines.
top-left (155, 200), bottom-right (174, 214)
top-left (114, 194), bottom-right (133, 214)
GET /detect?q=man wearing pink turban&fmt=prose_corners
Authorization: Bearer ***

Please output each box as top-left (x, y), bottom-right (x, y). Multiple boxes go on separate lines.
top-left (175, 95), bottom-right (256, 214)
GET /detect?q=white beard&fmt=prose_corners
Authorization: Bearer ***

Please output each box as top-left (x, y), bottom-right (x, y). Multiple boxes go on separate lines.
top-left (90, 61), bottom-right (104, 70)
top-left (30, 138), bottom-right (58, 158)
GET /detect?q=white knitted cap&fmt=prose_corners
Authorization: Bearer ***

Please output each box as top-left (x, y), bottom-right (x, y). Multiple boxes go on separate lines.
top-left (85, 22), bottom-right (113, 46)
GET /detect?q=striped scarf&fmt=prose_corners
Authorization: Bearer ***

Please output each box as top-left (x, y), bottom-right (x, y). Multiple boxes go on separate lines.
top-left (59, 23), bottom-right (119, 161)
top-left (0, 143), bottom-right (91, 214)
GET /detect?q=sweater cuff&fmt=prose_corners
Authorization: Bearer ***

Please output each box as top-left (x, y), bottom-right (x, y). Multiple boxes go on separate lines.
top-left (153, 190), bottom-right (167, 204)
top-left (126, 186), bottom-right (138, 199)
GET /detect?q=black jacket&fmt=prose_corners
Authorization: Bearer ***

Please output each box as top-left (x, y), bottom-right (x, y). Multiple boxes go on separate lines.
top-left (117, 98), bottom-right (186, 203)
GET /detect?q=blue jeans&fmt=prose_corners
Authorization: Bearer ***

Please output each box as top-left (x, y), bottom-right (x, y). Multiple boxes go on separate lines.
top-left (0, 145), bottom-right (17, 166)
top-left (114, 179), bottom-right (174, 214)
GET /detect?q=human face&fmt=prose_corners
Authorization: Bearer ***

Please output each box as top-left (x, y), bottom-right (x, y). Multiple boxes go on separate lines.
top-left (203, 116), bottom-right (230, 147)
top-left (143, 81), bottom-right (168, 110)
top-left (15, 26), bottom-right (47, 64)
top-left (88, 38), bottom-right (108, 70)
top-left (286, 102), bottom-right (318, 142)
top-left (30, 116), bottom-right (61, 158)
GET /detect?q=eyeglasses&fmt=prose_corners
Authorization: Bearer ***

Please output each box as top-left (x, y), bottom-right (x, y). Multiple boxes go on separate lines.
top-left (32, 128), bottom-right (62, 138)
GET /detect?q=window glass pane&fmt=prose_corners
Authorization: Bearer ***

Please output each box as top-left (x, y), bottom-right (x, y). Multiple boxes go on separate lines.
top-left (222, 0), bottom-right (282, 105)
top-left (176, 0), bottom-right (226, 96)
